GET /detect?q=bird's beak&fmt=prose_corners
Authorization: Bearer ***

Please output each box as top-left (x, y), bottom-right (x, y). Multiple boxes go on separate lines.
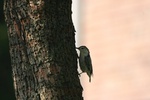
top-left (76, 47), bottom-right (79, 49)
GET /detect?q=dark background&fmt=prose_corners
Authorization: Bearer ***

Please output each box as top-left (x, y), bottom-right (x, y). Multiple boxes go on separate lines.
top-left (0, 0), bottom-right (16, 100)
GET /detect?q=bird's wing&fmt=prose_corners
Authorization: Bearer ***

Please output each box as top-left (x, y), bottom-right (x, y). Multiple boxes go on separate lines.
top-left (85, 54), bottom-right (93, 75)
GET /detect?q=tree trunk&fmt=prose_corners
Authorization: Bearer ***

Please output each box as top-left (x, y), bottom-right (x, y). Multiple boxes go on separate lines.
top-left (4, 0), bottom-right (83, 100)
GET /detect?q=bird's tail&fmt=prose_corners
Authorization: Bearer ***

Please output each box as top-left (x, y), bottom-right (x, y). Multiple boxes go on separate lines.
top-left (89, 76), bottom-right (91, 82)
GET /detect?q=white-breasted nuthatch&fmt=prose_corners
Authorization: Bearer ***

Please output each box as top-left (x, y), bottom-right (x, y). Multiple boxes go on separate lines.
top-left (76, 46), bottom-right (93, 82)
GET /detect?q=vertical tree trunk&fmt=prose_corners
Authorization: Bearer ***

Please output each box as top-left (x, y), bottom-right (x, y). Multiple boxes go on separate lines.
top-left (4, 0), bottom-right (83, 99)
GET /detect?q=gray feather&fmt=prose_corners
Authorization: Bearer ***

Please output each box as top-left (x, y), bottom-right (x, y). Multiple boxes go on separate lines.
top-left (85, 54), bottom-right (93, 75)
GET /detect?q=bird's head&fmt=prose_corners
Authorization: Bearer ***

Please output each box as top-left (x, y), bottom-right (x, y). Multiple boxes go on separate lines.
top-left (76, 46), bottom-right (90, 56)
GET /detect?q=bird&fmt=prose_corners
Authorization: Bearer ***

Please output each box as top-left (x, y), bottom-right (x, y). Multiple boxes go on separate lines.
top-left (76, 46), bottom-right (93, 82)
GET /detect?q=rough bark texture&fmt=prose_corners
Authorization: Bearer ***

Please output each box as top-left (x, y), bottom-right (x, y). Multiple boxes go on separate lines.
top-left (4, 0), bottom-right (83, 100)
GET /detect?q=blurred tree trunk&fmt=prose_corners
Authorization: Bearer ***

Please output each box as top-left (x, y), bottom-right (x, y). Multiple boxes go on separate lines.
top-left (4, 0), bottom-right (83, 100)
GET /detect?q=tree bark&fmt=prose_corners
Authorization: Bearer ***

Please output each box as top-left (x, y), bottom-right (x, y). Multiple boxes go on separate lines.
top-left (4, 0), bottom-right (83, 100)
